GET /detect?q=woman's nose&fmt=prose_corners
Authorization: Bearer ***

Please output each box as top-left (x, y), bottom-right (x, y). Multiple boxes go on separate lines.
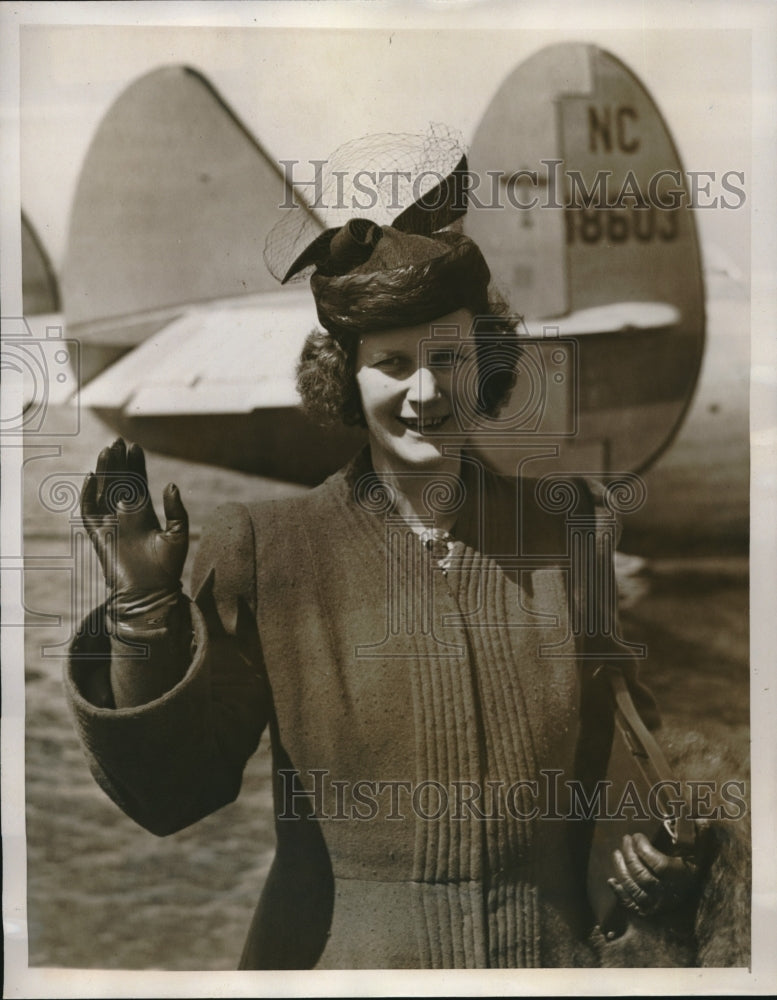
top-left (406, 366), bottom-right (442, 403)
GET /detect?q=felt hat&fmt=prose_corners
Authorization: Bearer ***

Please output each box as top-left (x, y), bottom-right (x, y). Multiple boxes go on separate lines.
top-left (282, 218), bottom-right (490, 336)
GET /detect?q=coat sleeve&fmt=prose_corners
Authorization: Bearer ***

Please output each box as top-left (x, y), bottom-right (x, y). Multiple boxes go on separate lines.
top-left (64, 502), bottom-right (271, 836)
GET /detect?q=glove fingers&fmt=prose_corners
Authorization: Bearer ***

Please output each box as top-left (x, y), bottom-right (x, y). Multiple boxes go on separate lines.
top-left (101, 439), bottom-right (159, 530)
top-left (95, 438), bottom-right (149, 520)
top-left (162, 483), bottom-right (188, 537)
top-left (128, 444), bottom-right (161, 531)
top-left (80, 472), bottom-right (99, 533)
top-left (94, 445), bottom-right (113, 508)
top-left (106, 436), bottom-right (127, 480)
top-left (126, 441), bottom-right (148, 483)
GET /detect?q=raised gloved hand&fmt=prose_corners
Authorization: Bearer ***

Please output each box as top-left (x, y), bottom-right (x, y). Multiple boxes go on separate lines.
top-left (607, 831), bottom-right (702, 917)
top-left (80, 437), bottom-right (189, 631)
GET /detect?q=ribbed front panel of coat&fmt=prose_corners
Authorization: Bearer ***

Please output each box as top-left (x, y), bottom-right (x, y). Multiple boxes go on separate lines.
top-left (406, 538), bottom-right (580, 968)
top-left (402, 530), bottom-right (487, 968)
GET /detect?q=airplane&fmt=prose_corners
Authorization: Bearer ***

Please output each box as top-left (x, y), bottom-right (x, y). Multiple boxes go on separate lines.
top-left (32, 43), bottom-right (750, 554)
top-left (22, 211), bottom-right (60, 317)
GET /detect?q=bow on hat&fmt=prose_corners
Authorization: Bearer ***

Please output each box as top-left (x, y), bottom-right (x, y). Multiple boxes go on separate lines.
top-left (281, 217), bottom-right (463, 284)
top-left (280, 153), bottom-right (470, 284)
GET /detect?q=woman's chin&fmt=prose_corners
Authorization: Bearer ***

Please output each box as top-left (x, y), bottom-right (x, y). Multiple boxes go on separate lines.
top-left (385, 436), bottom-right (461, 472)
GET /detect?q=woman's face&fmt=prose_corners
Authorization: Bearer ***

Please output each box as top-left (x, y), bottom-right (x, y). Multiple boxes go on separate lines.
top-left (355, 308), bottom-right (476, 475)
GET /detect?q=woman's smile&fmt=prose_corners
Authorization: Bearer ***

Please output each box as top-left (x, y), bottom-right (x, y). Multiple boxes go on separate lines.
top-left (396, 413), bottom-right (451, 433)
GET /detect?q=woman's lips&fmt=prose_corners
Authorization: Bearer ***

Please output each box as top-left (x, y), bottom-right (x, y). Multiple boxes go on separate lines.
top-left (396, 414), bottom-right (450, 433)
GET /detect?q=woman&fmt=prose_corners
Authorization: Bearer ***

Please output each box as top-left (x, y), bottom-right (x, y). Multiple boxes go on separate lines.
top-left (66, 217), bottom-right (705, 969)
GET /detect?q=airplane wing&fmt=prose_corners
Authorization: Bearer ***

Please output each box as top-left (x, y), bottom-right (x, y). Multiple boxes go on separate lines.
top-left (78, 289), bottom-right (315, 415)
top-left (524, 301), bottom-right (680, 337)
top-left (73, 285), bottom-right (366, 483)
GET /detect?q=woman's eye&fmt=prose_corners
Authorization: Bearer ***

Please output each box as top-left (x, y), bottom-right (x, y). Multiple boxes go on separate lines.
top-left (375, 356), bottom-right (407, 374)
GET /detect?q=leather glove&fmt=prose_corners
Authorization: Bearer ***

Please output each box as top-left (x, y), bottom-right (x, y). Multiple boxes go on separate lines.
top-left (80, 437), bottom-right (189, 634)
top-left (607, 830), bottom-right (702, 917)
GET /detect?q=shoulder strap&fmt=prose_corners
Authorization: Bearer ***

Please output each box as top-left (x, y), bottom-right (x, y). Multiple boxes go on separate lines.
top-left (604, 668), bottom-right (696, 851)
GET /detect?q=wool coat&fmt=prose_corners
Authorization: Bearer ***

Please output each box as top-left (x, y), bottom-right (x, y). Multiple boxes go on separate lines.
top-left (66, 448), bottom-right (673, 970)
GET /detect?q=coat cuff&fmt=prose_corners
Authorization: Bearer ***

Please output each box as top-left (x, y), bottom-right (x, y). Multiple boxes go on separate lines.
top-left (63, 598), bottom-right (257, 835)
top-left (65, 597), bottom-right (209, 716)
